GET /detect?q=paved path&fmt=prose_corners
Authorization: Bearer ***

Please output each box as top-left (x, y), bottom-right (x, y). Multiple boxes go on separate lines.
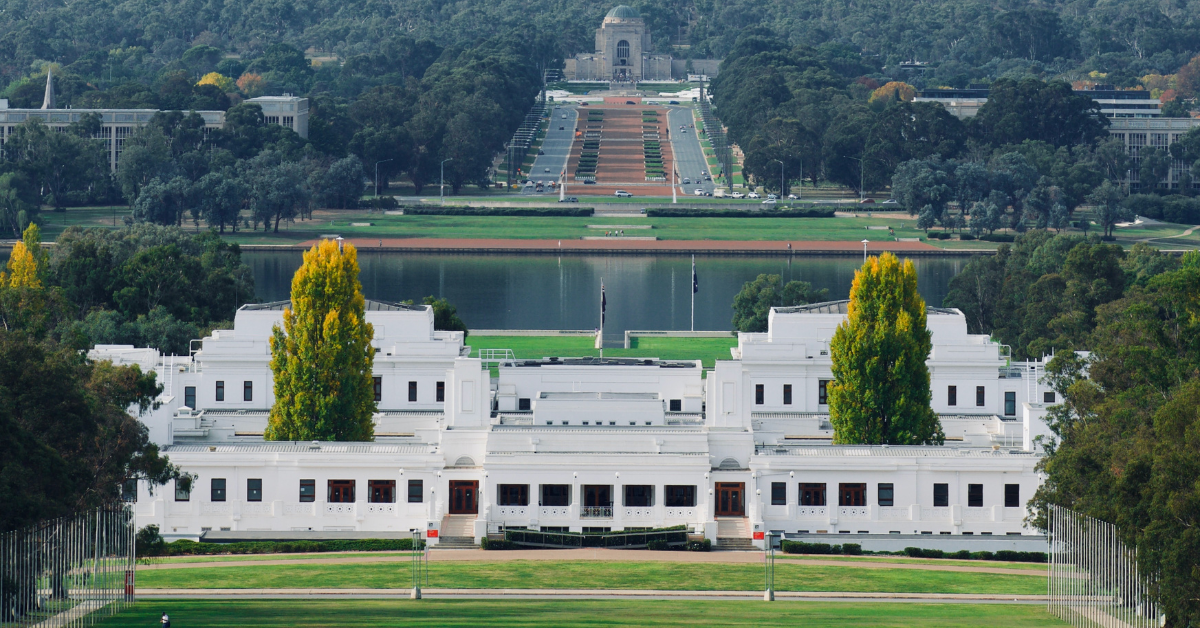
top-left (137, 549), bottom-right (1039, 576)
top-left (136, 588), bottom-right (1046, 604)
top-left (307, 237), bottom-right (943, 255)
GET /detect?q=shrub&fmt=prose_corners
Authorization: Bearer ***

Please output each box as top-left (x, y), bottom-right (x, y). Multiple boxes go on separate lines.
top-left (646, 207), bottom-right (836, 218)
top-left (994, 550), bottom-right (1047, 563)
top-left (949, 550), bottom-right (971, 559)
top-left (136, 525), bottom-right (166, 557)
top-left (781, 541), bottom-right (840, 555)
top-left (647, 539), bottom-right (670, 551)
top-left (481, 537), bottom-right (515, 550)
top-left (364, 196), bottom-right (399, 209)
top-left (979, 233), bottom-right (1015, 242)
top-left (686, 539), bottom-right (712, 552)
top-left (958, 233), bottom-right (976, 240)
top-left (150, 537), bottom-right (422, 557)
top-left (842, 543), bottom-right (863, 555)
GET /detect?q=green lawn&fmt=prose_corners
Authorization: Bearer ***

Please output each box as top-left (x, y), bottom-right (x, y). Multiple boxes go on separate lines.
top-left (134, 560), bottom-right (1047, 595)
top-left (468, 335), bottom-right (736, 368)
top-left (98, 600), bottom-right (1065, 628)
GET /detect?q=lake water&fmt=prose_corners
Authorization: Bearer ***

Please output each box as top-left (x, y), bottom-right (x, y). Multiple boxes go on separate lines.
top-left (245, 252), bottom-right (973, 342)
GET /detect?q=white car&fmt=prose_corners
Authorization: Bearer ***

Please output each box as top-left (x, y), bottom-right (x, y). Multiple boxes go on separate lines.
top-left (693, 188), bottom-right (705, 196)
top-left (614, 190), bottom-right (633, 198)
top-left (730, 192), bottom-right (745, 199)
top-left (748, 192), bottom-right (760, 199)
top-left (787, 194), bottom-right (798, 199)
top-left (544, 167), bottom-right (550, 172)
top-left (882, 199), bottom-right (899, 205)
top-left (762, 199), bottom-right (777, 205)
top-left (767, 194), bottom-right (778, 200)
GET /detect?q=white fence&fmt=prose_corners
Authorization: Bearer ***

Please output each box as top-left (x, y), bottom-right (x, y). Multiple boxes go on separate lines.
top-left (1047, 504), bottom-right (1164, 628)
top-left (1, 508), bottom-right (136, 627)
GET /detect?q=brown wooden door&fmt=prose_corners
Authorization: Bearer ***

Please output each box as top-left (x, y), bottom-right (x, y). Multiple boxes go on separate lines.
top-left (715, 482), bottom-right (744, 517)
top-left (449, 480), bottom-right (478, 514)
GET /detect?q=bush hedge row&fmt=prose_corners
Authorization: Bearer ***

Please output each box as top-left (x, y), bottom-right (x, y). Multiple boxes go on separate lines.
top-left (646, 207), bottom-right (836, 218)
top-left (780, 541), bottom-right (862, 555)
top-left (400, 206), bottom-right (593, 217)
top-left (780, 541), bottom-right (1046, 563)
top-left (143, 537), bottom-right (422, 557)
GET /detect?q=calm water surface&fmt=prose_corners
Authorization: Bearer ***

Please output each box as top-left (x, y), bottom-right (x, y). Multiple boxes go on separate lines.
top-left (245, 253), bottom-right (972, 340)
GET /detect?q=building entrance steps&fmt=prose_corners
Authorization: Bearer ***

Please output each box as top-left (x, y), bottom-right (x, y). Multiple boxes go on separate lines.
top-left (438, 514), bottom-right (478, 548)
top-left (715, 517), bottom-right (749, 538)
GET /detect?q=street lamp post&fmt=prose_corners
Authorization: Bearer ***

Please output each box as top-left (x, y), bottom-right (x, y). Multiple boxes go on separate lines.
top-left (862, 239), bottom-right (869, 263)
top-left (374, 159), bottom-right (394, 198)
top-left (440, 158), bottom-right (453, 206)
top-left (769, 159), bottom-right (784, 199)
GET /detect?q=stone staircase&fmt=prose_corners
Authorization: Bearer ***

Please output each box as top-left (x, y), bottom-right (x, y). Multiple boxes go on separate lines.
top-left (715, 517), bottom-right (756, 551)
top-left (437, 514), bottom-right (478, 549)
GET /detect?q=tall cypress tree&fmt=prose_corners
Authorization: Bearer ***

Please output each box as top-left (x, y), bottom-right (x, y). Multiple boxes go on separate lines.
top-left (829, 252), bottom-right (943, 445)
top-left (265, 239), bottom-right (376, 441)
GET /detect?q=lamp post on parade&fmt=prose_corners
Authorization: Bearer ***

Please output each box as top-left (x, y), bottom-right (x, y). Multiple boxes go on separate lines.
top-left (440, 158), bottom-right (453, 206)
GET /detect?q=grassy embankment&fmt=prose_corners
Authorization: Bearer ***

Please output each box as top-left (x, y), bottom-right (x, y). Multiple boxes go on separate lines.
top-left (133, 560), bottom-right (1046, 594)
top-left (97, 599), bottom-right (1066, 628)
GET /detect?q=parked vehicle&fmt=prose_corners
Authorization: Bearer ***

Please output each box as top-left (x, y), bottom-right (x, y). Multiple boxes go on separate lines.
top-left (614, 190), bottom-right (633, 198)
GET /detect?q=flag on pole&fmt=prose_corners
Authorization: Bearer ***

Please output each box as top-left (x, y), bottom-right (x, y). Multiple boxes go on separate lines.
top-left (596, 281), bottom-right (606, 350)
top-left (692, 256), bottom-right (699, 294)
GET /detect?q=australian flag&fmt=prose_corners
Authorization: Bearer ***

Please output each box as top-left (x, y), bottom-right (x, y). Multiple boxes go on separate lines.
top-left (692, 256), bottom-right (699, 294)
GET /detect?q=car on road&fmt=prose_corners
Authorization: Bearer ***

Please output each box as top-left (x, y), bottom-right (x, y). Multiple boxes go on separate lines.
top-left (538, 150), bottom-right (544, 155)
top-left (559, 126), bottom-right (565, 130)
top-left (683, 178), bottom-right (690, 184)
top-left (860, 198), bottom-right (876, 204)
top-left (583, 179), bottom-right (597, 185)
top-left (614, 190), bottom-right (633, 198)
top-left (694, 188), bottom-right (709, 196)
top-left (882, 199), bottom-right (898, 205)
top-left (704, 175), bottom-right (712, 181)
top-left (544, 167), bottom-right (551, 172)
top-left (762, 199), bottom-right (777, 205)
top-left (561, 114), bottom-right (567, 119)
top-left (767, 194), bottom-right (778, 200)
top-left (559, 197), bottom-right (579, 203)
top-left (626, 101), bottom-right (636, 105)
top-left (787, 194), bottom-right (798, 199)
top-left (730, 192), bottom-right (745, 199)
top-left (748, 192), bottom-right (760, 199)
top-left (680, 125), bottom-right (685, 130)
top-left (669, 100), bottom-right (680, 104)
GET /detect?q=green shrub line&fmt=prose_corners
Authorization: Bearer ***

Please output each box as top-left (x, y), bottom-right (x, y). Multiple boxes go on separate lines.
top-left (143, 537), bottom-right (423, 557)
top-left (401, 206), bottom-right (594, 217)
top-left (646, 207), bottom-right (837, 218)
top-left (779, 540), bottom-right (1047, 563)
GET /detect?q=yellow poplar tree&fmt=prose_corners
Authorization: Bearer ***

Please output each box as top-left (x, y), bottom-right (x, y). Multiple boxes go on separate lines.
top-left (828, 252), bottom-right (943, 445)
top-left (265, 239), bottom-right (376, 441)
top-left (197, 72), bottom-right (236, 93)
top-left (2, 223), bottom-right (44, 288)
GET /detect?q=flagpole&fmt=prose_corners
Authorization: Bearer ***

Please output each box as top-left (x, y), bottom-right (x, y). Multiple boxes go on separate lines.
top-left (691, 255), bottom-right (695, 332)
top-left (597, 279), bottom-right (605, 358)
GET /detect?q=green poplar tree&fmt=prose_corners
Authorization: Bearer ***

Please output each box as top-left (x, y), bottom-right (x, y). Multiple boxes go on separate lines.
top-left (265, 239), bottom-right (376, 441)
top-left (828, 252), bottom-right (943, 445)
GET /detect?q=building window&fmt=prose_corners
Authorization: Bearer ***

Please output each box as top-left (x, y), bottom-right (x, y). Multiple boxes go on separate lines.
top-left (216, 381), bottom-right (224, 402)
top-left (408, 480), bottom-right (423, 503)
top-left (669, 399), bottom-right (682, 412)
top-left (968, 484), bottom-right (983, 508)
top-left (175, 479), bottom-right (191, 502)
top-left (771, 482), bottom-right (786, 506)
top-left (121, 479), bottom-right (137, 502)
top-left (976, 386), bottom-right (985, 407)
top-left (184, 386), bottom-right (196, 409)
top-left (755, 384), bottom-right (764, 405)
top-left (1004, 391), bottom-right (1016, 416)
top-left (518, 398), bottom-right (531, 411)
top-left (617, 40), bottom-right (630, 59)
top-left (211, 478), bottom-right (226, 502)
top-left (373, 377), bottom-right (382, 402)
top-left (818, 380), bottom-right (829, 405)
top-left (665, 485), bottom-right (695, 507)
top-left (839, 483), bottom-right (866, 506)
top-left (247, 479), bottom-right (262, 502)
top-left (498, 484), bottom-right (529, 506)
top-left (1005, 484), bottom-right (1020, 508)
top-left (783, 384), bottom-right (792, 405)
top-left (436, 381), bottom-right (445, 402)
top-left (933, 483), bottom-right (948, 507)
top-left (369, 480), bottom-right (395, 503)
top-left (624, 485), bottom-right (654, 507)
top-left (328, 480), bottom-right (355, 503)
top-left (299, 479), bottom-right (315, 502)
top-left (408, 381), bottom-right (417, 402)
top-left (800, 483), bottom-right (826, 506)
top-left (877, 483), bottom-right (894, 507)
top-left (947, 385), bottom-right (957, 406)
top-left (541, 484), bottom-right (571, 506)
top-left (243, 381), bottom-right (253, 402)
top-left (1043, 391), bottom-right (1055, 404)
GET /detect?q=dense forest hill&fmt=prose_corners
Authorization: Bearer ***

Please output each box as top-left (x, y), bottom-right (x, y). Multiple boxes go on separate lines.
top-left (2, 0), bottom-right (1199, 93)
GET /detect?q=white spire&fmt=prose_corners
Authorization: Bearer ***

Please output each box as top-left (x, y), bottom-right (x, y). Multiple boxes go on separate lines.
top-left (40, 67), bottom-right (55, 110)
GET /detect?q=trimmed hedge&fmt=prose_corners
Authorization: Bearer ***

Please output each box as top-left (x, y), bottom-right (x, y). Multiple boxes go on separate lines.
top-left (780, 541), bottom-right (859, 555)
top-left (904, 547), bottom-right (1047, 563)
top-left (146, 537), bottom-right (422, 557)
top-left (401, 206), bottom-right (594, 217)
top-left (979, 233), bottom-right (1015, 242)
top-left (481, 537), bottom-right (517, 550)
top-left (646, 207), bottom-right (836, 218)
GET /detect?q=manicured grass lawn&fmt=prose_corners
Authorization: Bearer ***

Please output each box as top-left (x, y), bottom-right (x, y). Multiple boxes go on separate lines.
top-left (468, 335), bottom-right (736, 368)
top-left (98, 600), bottom-right (1065, 627)
top-left (134, 560), bottom-right (1047, 595)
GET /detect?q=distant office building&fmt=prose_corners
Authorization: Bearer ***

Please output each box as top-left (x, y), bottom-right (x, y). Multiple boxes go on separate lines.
top-left (912, 84), bottom-right (990, 118)
top-left (916, 83), bottom-right (1164, 119)
top-left (0, 68), bottom-right (224, 171)
top-left (1109, 117), bottom-right (1200, 191)
top-left (246, 95), bottom-right (309, 139)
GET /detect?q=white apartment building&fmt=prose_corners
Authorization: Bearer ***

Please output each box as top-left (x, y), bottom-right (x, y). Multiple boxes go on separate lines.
top-left (102, 299), bottom-right (1055, 549)
top-left (245, 95), bottom-right (309, 139)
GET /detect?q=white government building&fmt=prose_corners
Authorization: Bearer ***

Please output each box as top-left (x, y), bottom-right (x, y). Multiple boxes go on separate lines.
top-left (102, 299), bottom-right (1056, 549)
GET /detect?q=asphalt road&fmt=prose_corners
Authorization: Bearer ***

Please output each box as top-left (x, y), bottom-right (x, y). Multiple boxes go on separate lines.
top-left (667, 106), bottom-right (715, 197)
top-left (523, 105), bottom-right (578, 197)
